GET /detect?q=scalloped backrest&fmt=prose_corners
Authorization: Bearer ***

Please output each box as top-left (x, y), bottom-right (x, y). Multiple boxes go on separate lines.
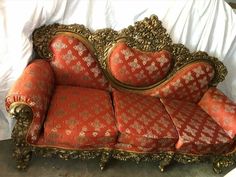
top-left (32, 15), bottom-right (227, 99)
top-left (107, 41), bottom-right (172, 87)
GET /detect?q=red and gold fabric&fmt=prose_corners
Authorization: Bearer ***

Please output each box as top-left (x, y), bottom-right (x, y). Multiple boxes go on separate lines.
top-left (5, 59), bottom-right (55, 143)
top-left (112, 90), bottom-right (178, 152)
top-left (40, 86), bottom-right (117, 149)
top-left (50, 34), bottom-right (109, 90)
top-left (115, 143), bottom-right (157, 153)
top-left (108, 41), bottom-right (172, 87)
top-left (198, 87), bottom-right (236, 139)
top-left (142, 61), bottom-right (215, 102)
top-left (161, 98), bottom-right (234, 155)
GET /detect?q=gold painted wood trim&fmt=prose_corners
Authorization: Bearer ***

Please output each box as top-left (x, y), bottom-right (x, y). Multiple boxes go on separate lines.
top-left (8, 103), bottom-right (34, 169)
top-left (33, 15), bottom-right (227, 90)
top-left (14, 144), bottom-right (236, 173)
top-left (228, 2), bottom-right (236, 9)
top-left (54, 32), bottom-right (96, 54)
top-left (92, 15), bottom-right (227, 90)
top-left (33, 23), bottom-right (93, 59)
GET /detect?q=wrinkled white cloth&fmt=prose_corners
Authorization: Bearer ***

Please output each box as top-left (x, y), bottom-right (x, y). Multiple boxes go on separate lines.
top-left (0, 0), bottom-right (236, 140)
top-left (225, 167), bottom-right (236, 177)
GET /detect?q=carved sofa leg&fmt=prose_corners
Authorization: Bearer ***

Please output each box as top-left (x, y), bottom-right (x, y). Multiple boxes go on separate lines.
top-left (13, 145), bottom-right (32, 170)
top-left (158, 153), bottom-right (174, 172)
top-left (100, 151), bottom-right (111, 171)
top-left (213, 156), bottom-right (235, 174)
top-left (8, 103), bottom-right (34, 170)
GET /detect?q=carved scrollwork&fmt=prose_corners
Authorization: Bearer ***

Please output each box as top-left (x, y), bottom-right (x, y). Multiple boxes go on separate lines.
top-left (9, 103), bottom-right (33, 170)
top-left (213, 149), bottom-right (236, 174)
top-left (33, 23), bottom-right (93, 59)
top-left (34, 147), bottom-right (102, 160)
top-left (112, 150), bottom-right (174, 172)
top-left (9, 103), bottom-right (33, 146)
top-left (13, 14), bottom-right (232, 173)
top-left (33, 15), bottom-right (227, 89)
top-left (93, 15), bottom-right (173, 70)
top-left (100, 150), bottom-right (111, 170)
top-left (33, 147), bottom-right (112, 171)
top-left (118, 15), bottom-right (172, 52)
top-left (169, 44), bottom-right (227, 86)
top-left (93, 15), bottom-right (226, 90)
top-left (91, 28), bottom-right (118, 69)
top-left (174, 151), bottom-right (236, 174)
top-left (174, 153), bottom-right (207, 164)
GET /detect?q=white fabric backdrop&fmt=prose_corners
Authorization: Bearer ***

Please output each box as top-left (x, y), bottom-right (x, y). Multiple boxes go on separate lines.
top-left (0, 0), bottom-right (236, 140)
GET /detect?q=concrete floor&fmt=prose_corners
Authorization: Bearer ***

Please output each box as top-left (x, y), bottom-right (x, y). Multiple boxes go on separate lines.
top-left (0, 140), bottom-right (234, 177)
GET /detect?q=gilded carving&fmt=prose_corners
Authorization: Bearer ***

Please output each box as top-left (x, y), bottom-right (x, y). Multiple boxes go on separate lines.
top-left (7, 102), bottom-right (236, 174)
top-left (213, 149), bottom-right (236, 173)
top-left (33, 15), bottom-right (227, 90)
top-left (8, 15), bottom-right (233, 173)
top-left (171, 44), bottom-right (227, 86)
top-left (33, 23), bottom-right (93, 59)
top-left (9, 103), bottom-right (33, 170)
top-left (112, 150), bottom-right (174, 172)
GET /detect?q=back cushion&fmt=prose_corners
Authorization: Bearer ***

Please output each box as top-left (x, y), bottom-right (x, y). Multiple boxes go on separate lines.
top-left (140, 61), bottom-right (215, 102)
top-left (50, 34), bottom-right (109, 90)
top-left (107, 42), bottom-right (172, 87)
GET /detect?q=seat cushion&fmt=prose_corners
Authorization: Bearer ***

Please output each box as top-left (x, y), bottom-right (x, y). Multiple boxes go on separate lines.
top-left (113, 90), bottom-right (178, 152)
top-left (161, 98), bottom-right (234, 155)
top-left (39, 86), bottom-right (117, 149)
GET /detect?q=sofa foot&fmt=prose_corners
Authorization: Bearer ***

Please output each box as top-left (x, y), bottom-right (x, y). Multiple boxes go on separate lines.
top-left (213, 156), bottom-right (235, 174)
top-left (158, 153), bottom-right (173, 172)
top-left (100, 151), bottom-right (111, 171)
top-left (13, 146), bottom-right (32, 170)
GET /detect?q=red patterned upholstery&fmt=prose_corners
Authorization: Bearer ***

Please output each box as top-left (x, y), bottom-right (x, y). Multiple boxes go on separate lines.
top-left (115, 143), bottom-right (156, 153)
top-left (161, 98), bottom-right (234, 155)
top-left (113, 90), bottom-right (178, 152)
top-left (142, 62), bottom-right (215, 102)
top-left (199, 87), bottom-right (236, 139)
top-left (50, 34), bottom-right (109, 90)
top-left (5, 60), bottom-right (55, 144)
top-left (41, 86), bottom-right (117, 149)
top-left (108, 42), bottom-right (172, 87)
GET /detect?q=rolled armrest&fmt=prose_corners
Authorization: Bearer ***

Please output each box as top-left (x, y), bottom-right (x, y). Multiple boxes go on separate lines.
top-left (198, 87), bottom-right (236, 139)
top-left (5, 59), bottom-right (55, 144)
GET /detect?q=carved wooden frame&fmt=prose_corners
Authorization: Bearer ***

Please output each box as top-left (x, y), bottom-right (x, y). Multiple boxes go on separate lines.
top-left (9, 102), bottom-right (236, 173)
top-left (7, 15), bottom-right (235, 173)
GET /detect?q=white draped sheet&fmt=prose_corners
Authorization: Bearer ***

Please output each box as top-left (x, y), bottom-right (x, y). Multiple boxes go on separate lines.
top-left (0, 0), bottom-right (236, 140)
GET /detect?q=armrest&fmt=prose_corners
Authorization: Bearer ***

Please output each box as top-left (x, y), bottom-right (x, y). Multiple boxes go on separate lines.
top-left (198, 87), bottom-right (236, 139)
top-left (5, 59), bottom-right (55, 144)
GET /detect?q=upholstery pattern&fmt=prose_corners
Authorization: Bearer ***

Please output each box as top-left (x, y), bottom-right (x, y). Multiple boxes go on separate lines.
top-left (36, 135), bottom-right (115, 150)
top-left (5, 60), bottom-right (55, 144)
top-left (115, 143), bottom-right (156, 153)
top-left (113, 90), bottom-right (178, 152)
top-left (142, 62), bottom-right (215, 102)
top-left (108, 42), bottom-right (172, 87)
top-left (42, 86), bottom-right (117, 148)
top-left (118, 133), bottom-right (177, 152)
top-left (199, 87), bottom-right (236, 139)
top-left (50, 34), bottom-right (109, 90)
top-left (161, 98), bottom-right (233, 154)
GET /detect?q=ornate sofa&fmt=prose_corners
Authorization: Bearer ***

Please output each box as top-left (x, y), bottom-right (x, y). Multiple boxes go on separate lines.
top-left (5, 15), bottom-right (236, 173)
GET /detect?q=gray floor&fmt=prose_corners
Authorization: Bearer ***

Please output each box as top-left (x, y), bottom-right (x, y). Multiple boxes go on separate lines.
top-left (0, 140), bottom-right (234, 177)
